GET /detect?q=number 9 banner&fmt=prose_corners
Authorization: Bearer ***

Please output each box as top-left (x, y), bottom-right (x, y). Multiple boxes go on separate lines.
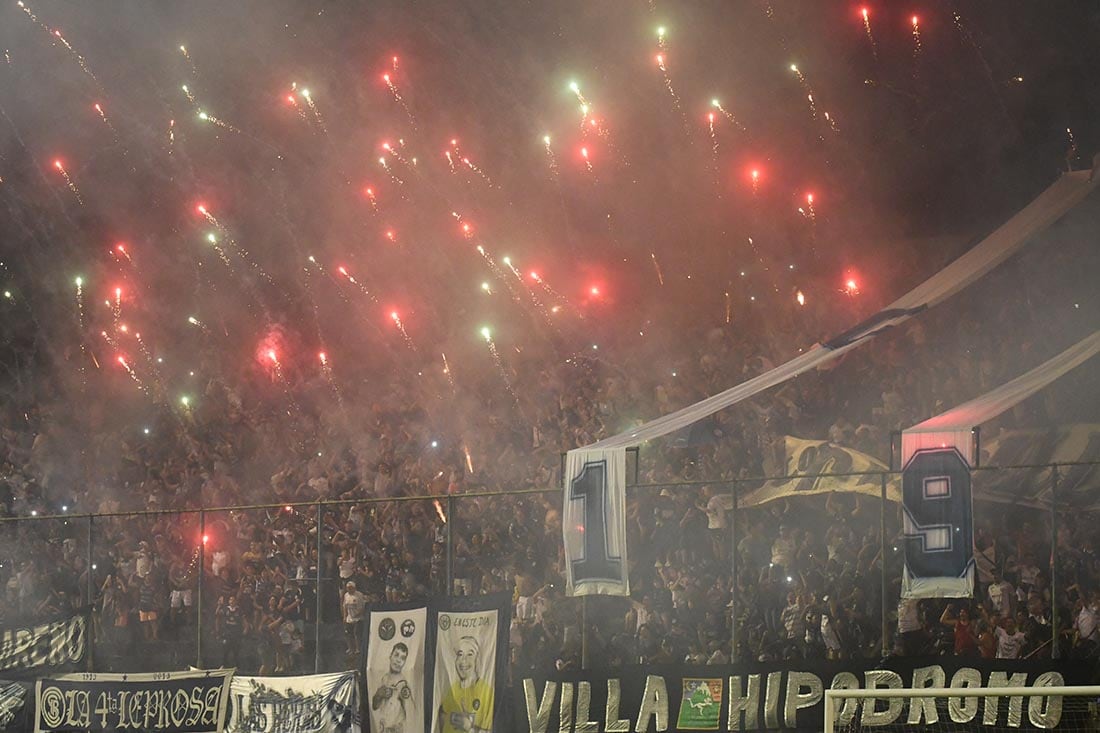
top-left (563, 448), bottom-right (630, 596)
top-left (901, 448), bottom-right (975, 598)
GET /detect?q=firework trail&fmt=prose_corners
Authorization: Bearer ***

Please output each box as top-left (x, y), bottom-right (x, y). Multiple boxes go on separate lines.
top-left (710, 98), bottom-right (746, 131)
top-left (116, 355), bottom-right (146, 391)
top-left (725, 290), bottom-right (732, 323)
top-left (650, 252), bottom-right (665, 286)
top-left (475, 245), bottom-right (523, 305)
top-left (382, 71), bottom-right (416, 127)
top-left (580, 146), bottom-right (593, 175)
top-left (336, 265), bottom-right (380, 304)
top-left (441, 352), bottom-right (457, 392)
top-left (363, 186), bottom-right (380, 213)
top-left (167, 119), bottom-right (175, 154)
top-left (318, 351), bottom-right (344, 405)
top-left (789, 64), bottom-right (817, 119)
top-left (1066, 127), bottom-right (1079, 170)
top-left (179, 44), bottom-right (198, 75)
top-left (93, 103), bottom-right (120, 139)
top-left (186, 315), bottom-right (210, 333)
top-left (542, 135), bottom-right (559, 179)
top-left (298, 88), bottom-right (327, 133)
top-left (197, 109), bottom-right (241, 134)
top-left (390, 311), bottom-right (416, 352)
top-left (750, 168), bottom-right (760, 196)
top-left (707, 112), bottom-right (720, 191)
top-left (285, 92), bottom-right (310, 123)
top-left (655, 53), bottom-right (687, 127)
top-left (74, 277), bottom-right (87, 381)
top-left (480, 327), bottom-right (519, 405)
top-left (911, 15), bottom-right (923, 80)
top-left (181, 84), bottom-right (196, 104)
top-left (860, 7), bottom-right (878, 62)
top-left (52, 159), bottom-right (83, 205)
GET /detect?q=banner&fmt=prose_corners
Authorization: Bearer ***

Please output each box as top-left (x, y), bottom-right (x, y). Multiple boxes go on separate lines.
top-left (0, 681), bottom-right (30, 732)
top-left (228, 672), bottom-right (359, 733)
top-left (429, 603), bottom-right (505, 733)
top-left (563, 447), bottom-right (629, 597)
top-left (364, 606), bottom-right (426, 733)
top-left (362, 597), bottom-right (509, 733)
top-left (739, 436), bottom-right (900, 507)
top-left (516, 658), bottom-right (1092, 732)
top-left (900, 447), bottom-right (975, 598)
top-left (34, 669), bottom-right (232, 733)
top-left (0, 611), bottom-right (86, 675)
top-left (976, 424), bottom-right (1100, 508)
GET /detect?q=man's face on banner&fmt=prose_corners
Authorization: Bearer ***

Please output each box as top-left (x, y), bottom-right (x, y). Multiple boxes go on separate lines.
top-left (455, 638), bottom-right (478, 681)
top-left (389, 644), bottom-right (408, 674)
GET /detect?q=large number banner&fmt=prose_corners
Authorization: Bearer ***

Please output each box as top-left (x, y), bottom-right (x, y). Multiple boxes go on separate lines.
top-left (563, 448), bottom-right (629, 597)
top-left (901, 447), bottom-right (975, 598)
top-left (34, 669), bottom-right (232, 733)
top-left (227, 671), bottom-right (359, 733)
top-left (363, 595), bottom-right (510, 733)
top-left (0, 610), bottom-right (87, 675)
top-left (364, 606), bottom-right (426, 733)
top-left (517, 658), bottom-right (1091, 732)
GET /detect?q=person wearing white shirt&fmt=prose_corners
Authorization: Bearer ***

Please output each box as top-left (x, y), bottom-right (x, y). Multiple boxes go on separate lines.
top-left (994, 617), bottom-right (1026, 659)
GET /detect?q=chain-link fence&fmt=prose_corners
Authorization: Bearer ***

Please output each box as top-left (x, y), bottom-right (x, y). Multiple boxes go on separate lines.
top-left (0, 461), bottom-right (1094, 675)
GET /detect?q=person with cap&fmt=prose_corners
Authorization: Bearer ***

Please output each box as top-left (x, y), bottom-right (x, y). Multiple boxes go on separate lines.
top-left (341, 581), bottom-right (368, 655)
top-left (436, 635), bottom-right (493, 733)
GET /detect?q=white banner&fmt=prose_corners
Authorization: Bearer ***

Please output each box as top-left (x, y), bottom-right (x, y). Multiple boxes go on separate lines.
top-left (563, 448), bottom-right (629, 597)
top-left (227, 671), bottom-right (359, 733)
top-left (364, 607), bottom-right (426, 733)
top-left (430, 610), bottom-right (499, 733)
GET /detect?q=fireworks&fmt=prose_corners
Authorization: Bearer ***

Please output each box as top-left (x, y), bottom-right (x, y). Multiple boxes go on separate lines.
top-left (363, 186), bottom-right (379, 212)
top-left (707, 112), bottom-right (720, 191)
top-left (789, 64), bottom-right (817, 119)
top-left (750, 167), bottom-right (760, 196)
top-left (860, 7), bottom-right (878, 61)
top-left (654, 52), bottom-right (685, 123)
top-left (390, 311), bottom-right (416, 351)
top-left (650, 252), bottom-right (665, 286)
top-left (181, 84), bottom-right (196, 104)
top-left (710, 98), bottom-right (745, 131)
top-left (796, 290), bottom-right (806, 306)
top-left (911, 15), bottom-right (923, 71)
top-left (179, 44), bottom-right (197, 75)
top-left (113, 242), bottom-right (133, 264)
top-left (116, 356), bottom-right (145, 390)
top-left (580, 146), bottom-right (593, 174)
top-left (298, 88), bottom-right (327, 133)
top-left (93, 103), bottom-right (118, 138)
top-left (197, 109), bottom-right (240, 134)
top-left (542, 135), bottom-right (559, 179)
top-left (1066, 127), bottom-right (1079, 169)
top-left (480, 326), bottom-right (519, 404)
top-left (382, 70), bottom-right (415, 126)
top-left (52, 159), bottom-right (83, 205)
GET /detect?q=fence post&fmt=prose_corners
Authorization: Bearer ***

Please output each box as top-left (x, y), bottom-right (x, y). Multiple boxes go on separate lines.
top-left (86, 515), bottom-right (94, 672)
top-left (196, 509), bottom-right (205, 669)
top-left (315, 500), bottom-right (323, 673)
top-left (445, 494), bottom-right (454, 596)
top-left (1051, 465), bottom-right (1060, 659)
top-left (730, 481), bottom-right (738, 662)
top-left (880, 472), bottom-right (889, 658)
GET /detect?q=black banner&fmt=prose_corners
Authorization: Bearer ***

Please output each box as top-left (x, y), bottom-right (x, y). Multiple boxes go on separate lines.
top-left (0, 611), bottom-right (87, 676)
top-left (515, 658), bottom-right (1094, 732)
top-left (34, 669), bottom-right (232, 733)
top-left (0, 680), bottom-right (30, 732)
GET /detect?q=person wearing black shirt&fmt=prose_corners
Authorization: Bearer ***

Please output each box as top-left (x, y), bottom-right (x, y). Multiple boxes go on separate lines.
top-left (217, 595), bottom-right (247, 668)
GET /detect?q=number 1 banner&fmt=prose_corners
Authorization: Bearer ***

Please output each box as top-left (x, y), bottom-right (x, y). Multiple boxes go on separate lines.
top-left (563, 448), bottom-right (629, 596)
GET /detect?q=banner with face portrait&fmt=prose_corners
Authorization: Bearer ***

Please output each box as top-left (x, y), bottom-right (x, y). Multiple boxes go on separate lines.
top-left (364, 606), bottom-right (426, 733)
top-left (429, 597), bottom-right (508, 733)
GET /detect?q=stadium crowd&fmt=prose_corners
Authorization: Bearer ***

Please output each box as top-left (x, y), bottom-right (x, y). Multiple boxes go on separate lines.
top-left (0, 212), bottom-right (1097, 676)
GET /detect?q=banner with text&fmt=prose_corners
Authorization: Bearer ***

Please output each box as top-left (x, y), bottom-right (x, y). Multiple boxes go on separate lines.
top-left (228, 671), bottom-right (359, 733)
top-left (517, 658), bottom-right (1091, 732)
top-left (34, 669), bottom-right (232, 733)
top-left (0, 680), bottom-right (29, 732)
top-left (0, 610), bottom-right (87, 676)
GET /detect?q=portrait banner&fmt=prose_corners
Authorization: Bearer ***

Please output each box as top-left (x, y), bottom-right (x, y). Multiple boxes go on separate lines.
top-left (429, 595), bottom-right (510, 733)
top-left (227, 671), bottom-right (359, 733)
top-left (34, 669), bottom-right (232, 733)
top-left (364, 606), bottom-right (426, 733)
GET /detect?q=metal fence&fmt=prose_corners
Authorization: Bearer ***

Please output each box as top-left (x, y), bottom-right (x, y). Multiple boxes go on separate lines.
top-left (0, 460), bottom-right (1094, 675)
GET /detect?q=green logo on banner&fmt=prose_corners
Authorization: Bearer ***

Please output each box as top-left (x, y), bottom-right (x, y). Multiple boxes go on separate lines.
top-left (676, 678), bottom-right (722, 730)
